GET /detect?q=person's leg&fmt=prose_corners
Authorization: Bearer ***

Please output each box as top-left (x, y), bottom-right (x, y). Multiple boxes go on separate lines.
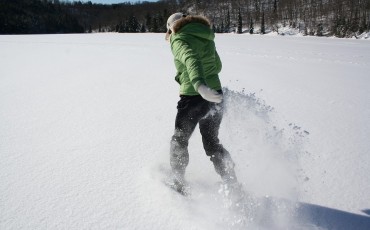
top-left (170, 95), bottom-right (210, 182)
top-left (199, 103), bottom-right (237, 183)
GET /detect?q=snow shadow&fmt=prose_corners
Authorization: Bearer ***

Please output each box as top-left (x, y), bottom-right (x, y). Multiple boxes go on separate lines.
top-left (247, 197), bottom-right (370, 230)
top-left (363, 209), bottom-right (370, 216)
top-left (296, 202), bottom-right (370, 230)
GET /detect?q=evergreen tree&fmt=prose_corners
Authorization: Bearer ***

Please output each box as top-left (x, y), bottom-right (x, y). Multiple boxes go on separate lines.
top-left (225, 9), bottom-right (231, 33)
top-left (128, 15), bottom-right (139, 32)
top-left (152, 16), bottom-right (159, 32)
top-left (273, 0), bottom-right (277, 13)
top-left (145, 12), bottom-right (153, 32)
top-left (220, 21), bottom-right (224, 33)
top-left (140, 24), bottom-right (146, 33)
top-left (237, 8), bottom-right (242, 34)
top-left (317, 22), bottom-right (323, 36)
top-left (359, 15), bottom-right (367, 34)
top-left (249, 18), bottom-right (254, 34)
top-left (261, 11), bottom-right (265, 34)
top-left (157, 13), bottom-right (166, 32)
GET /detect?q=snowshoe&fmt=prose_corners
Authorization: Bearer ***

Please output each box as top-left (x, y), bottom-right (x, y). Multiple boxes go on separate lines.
top-left (165, 174), bottom-right (191, 196)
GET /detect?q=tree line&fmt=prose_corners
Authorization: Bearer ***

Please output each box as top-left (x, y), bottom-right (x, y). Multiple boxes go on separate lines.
top-left (1, 0), bottom-right (369, 37)
top-left (0, 0), bottom-right (84, 34)
top-left (173, 0), bottom-right (369, 37)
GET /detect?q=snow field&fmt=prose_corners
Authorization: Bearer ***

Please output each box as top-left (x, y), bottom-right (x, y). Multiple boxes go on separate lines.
top-left (1, 33), bottom-right (369, 229)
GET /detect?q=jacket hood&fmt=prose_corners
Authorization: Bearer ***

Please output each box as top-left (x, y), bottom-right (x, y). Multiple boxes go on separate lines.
top-left (171, 15), bottom-right (214, 41)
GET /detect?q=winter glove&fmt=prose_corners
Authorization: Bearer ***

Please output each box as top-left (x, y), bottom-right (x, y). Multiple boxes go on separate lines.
top-left (197, 84), bottom-right (223, 103)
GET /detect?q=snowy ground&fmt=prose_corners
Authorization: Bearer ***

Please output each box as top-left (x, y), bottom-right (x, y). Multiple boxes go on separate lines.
top-left (1, 33), bottom-right (369, 229)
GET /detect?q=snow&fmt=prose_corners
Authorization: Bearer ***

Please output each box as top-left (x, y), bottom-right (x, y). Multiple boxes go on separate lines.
top-left (1, 33), bottom-right (369, 229)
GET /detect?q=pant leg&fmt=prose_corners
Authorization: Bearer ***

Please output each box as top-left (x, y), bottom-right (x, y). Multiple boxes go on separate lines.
top-left (199, 103), bottom-right (224, 155)
top-left (170, 95), bottom-right (210, 178)
top-left (199, 102), bottom-right (237, 183)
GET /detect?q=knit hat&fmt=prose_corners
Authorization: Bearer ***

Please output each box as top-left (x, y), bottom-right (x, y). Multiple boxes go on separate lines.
top-left (166, 12), bottom-right (186, 32)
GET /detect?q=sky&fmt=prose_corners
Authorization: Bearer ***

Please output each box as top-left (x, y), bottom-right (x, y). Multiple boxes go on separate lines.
top-left (88, 0), bottom-right (158, 4)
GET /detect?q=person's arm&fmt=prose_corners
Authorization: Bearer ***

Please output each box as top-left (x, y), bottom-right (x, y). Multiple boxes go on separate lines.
top-left (171, 39), bottom-right (205, 91)
top-left (172, 39), bottom-right (222, 103)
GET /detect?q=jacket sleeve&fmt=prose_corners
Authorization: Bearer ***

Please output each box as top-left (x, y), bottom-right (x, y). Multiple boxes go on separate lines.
top-left (215, 50), bottom-right (222, 73)
top-left (171, 38), bottom-right (205, 91)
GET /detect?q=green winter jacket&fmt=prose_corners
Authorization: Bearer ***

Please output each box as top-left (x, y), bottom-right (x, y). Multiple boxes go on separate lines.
top-left (170, 16), bottom-right (222, 96)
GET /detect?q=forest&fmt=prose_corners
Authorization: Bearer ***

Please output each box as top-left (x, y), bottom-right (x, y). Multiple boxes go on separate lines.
top-left (0, 0), bottom-right (369, 38)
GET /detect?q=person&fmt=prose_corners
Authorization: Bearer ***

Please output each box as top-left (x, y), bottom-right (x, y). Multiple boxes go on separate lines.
top-left (166, 13), bottom-right (238, 194)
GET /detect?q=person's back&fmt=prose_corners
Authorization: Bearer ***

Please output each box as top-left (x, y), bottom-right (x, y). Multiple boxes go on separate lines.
top-left (169, 15), bottom-right (222, 96)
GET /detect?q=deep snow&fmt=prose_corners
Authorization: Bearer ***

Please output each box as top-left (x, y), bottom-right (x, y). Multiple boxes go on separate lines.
top-left (0, 33), bottom-right (369, 229)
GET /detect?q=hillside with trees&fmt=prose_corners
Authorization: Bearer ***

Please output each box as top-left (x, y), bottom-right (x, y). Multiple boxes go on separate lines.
top-left (1, 0), bottom-right (369, 38)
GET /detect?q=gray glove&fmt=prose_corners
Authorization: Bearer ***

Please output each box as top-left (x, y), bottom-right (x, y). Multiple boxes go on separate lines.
top-left (197, 84), bottom-right (223, 103)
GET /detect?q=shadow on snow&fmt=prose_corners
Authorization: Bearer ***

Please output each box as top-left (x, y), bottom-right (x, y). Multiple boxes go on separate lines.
top-left (297, 202), bottom-right (370, 230)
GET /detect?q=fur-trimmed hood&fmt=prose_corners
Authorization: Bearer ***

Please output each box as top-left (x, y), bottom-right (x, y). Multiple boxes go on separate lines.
top-left (171, 15), bottom-right (211, 33)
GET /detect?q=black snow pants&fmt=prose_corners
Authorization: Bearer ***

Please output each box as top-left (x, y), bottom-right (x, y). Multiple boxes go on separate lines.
top-left (170, 93), bottom-right (236, 183)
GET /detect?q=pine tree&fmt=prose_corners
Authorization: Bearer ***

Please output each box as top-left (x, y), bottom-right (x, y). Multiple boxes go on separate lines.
top-left (128, 15), bottom-right (139, 32)
top-left (261, 11), bottom-right (265, 34)
top-left (212, 24), bottom-right (216, 32)
top-left (152, 16), bottom-right (159, 32)
top-left (273, 0), bottom-right (277, 13)
top-left (249, 18), bottom-right (254, 34)
top-left (317, 22), bottom-right (323, 36)
top-left (359, 15), bottom-right (367, 34)
top-left (237, 8), bottom-right (243, 34)
top-left (140, 24), bottom-right (146, 33)
top-left (145, 12), bottom-right (153, 32)
top-left (225, 9), bottom-right (231, 33)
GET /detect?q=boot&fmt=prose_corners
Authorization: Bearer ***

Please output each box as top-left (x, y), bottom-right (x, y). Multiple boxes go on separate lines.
top-left (210, 152), bottom-right (238, 184)
top-left (165, 170), bottom-right (190, 196)
top-left (169, 135), bottom-right (191, 196)
top-left (170, 135), bottom-right (189, 176)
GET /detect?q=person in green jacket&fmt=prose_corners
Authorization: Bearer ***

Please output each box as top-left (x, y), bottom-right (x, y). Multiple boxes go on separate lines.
top-left (166, 13), bottom-right (238, 194)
